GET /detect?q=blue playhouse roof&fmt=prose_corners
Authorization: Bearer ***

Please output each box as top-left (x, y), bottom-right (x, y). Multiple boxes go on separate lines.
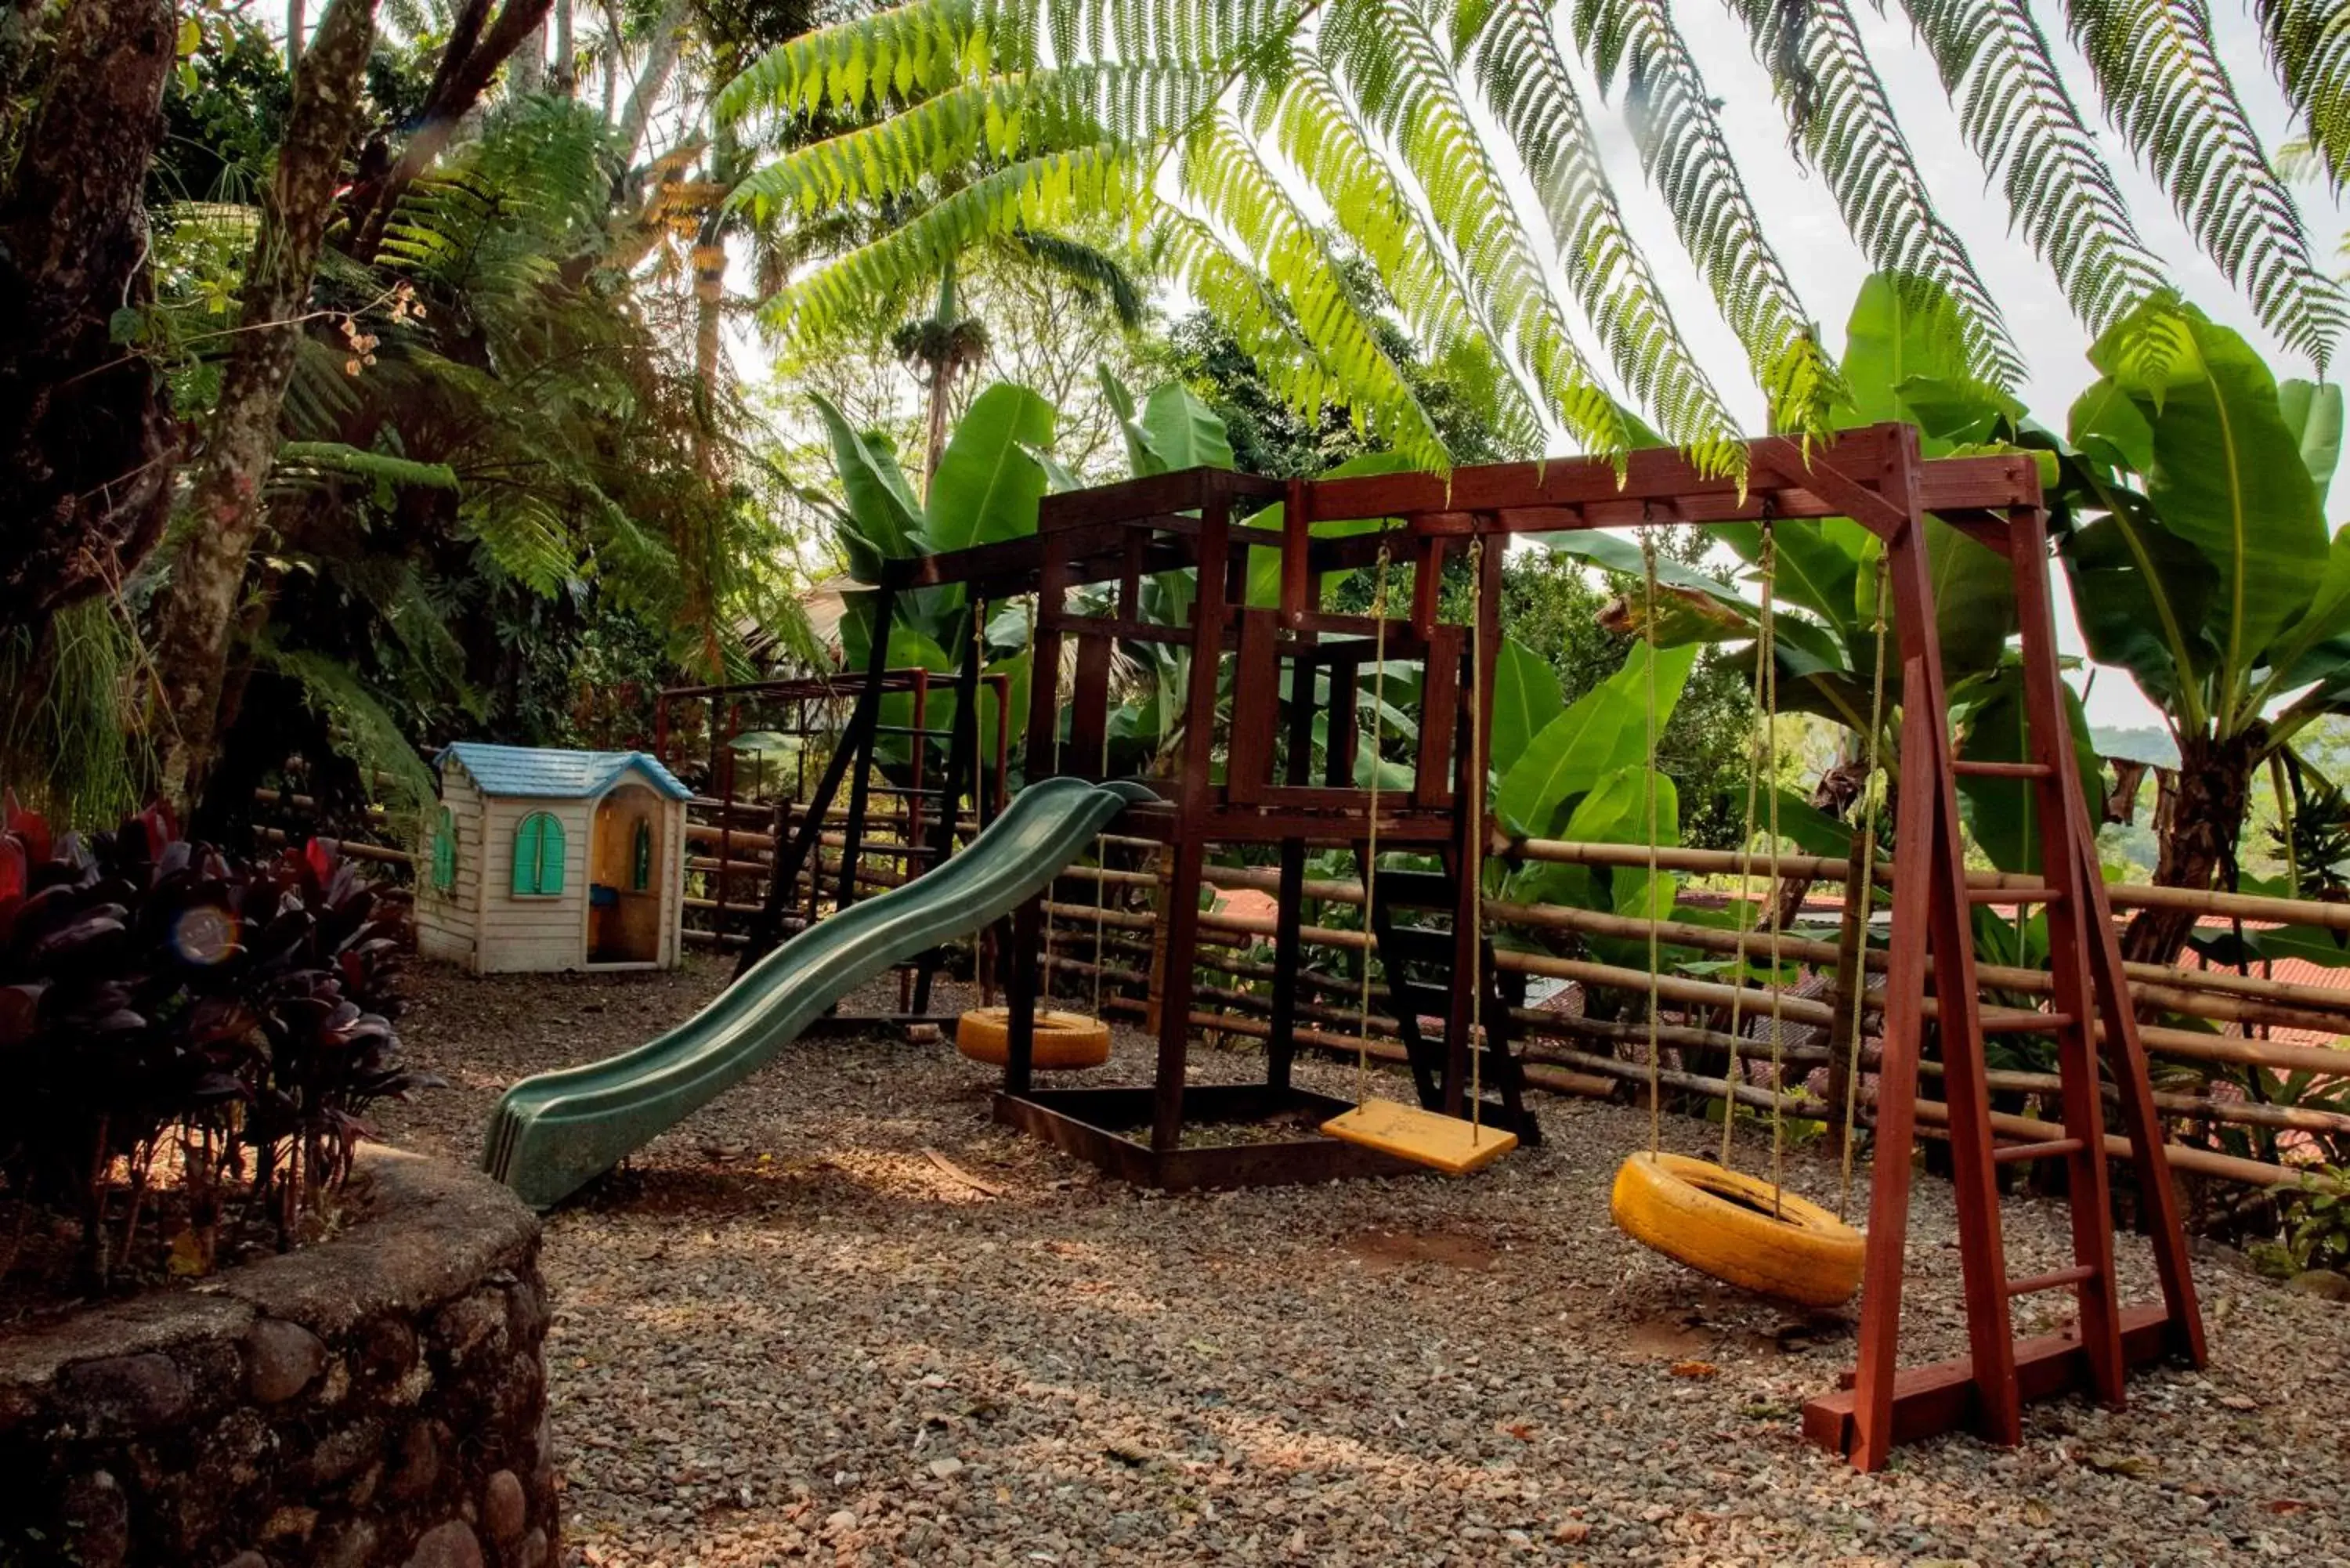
top-left (439, 742), bottom-right (692, 802)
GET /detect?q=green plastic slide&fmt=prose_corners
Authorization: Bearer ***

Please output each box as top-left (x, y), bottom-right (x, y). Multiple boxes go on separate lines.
top-left (483, 776), bottom-right (1157, 1208)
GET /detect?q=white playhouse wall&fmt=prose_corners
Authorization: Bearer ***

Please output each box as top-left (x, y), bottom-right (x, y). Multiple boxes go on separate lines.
top-left (475, 795), bottom-right (593, 974)
top-left (416, 767), bottom-right (485, 966)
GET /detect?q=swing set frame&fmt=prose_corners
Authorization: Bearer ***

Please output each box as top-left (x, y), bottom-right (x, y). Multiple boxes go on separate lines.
top-left (822, 421), bottom-right (2204, 1469)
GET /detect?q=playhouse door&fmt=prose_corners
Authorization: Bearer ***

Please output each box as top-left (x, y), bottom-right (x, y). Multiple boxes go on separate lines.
top-left (589, 786), bottom-right (664, 963)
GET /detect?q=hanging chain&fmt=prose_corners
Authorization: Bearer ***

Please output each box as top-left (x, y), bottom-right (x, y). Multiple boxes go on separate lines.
top-left (1838, 550), bottom-right (1893, 1219)
top-left (1356, 537), bottom-right (1393, 1109)
top-left (1719, 522), bottom-right (1779, 1169)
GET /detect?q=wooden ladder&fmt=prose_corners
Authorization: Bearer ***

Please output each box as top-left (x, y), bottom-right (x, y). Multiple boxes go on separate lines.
top-left (1795, 443), bottom-right (2205, 1469)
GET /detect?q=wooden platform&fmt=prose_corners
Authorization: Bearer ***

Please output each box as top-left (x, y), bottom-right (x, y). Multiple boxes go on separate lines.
top-left (1321, 1098), bottom-right (1518, 1176)
top-left (992, 1083), bottom-right (1422, 1190)
top-left (1800, 1303), bottom-right (2178, 1454)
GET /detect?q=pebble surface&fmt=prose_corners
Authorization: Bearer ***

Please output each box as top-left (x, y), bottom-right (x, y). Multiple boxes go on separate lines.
top-left (376, 958), bottom-right (2350, 1566)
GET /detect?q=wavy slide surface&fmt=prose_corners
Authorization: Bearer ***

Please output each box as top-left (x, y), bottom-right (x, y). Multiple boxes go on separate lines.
top-left (485, 777), bottom-right (1155, 1208)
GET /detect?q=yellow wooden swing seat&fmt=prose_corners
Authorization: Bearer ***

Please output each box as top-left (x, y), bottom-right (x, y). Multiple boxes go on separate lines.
top-left (1322, 1097), bottom-right (1518, 1176)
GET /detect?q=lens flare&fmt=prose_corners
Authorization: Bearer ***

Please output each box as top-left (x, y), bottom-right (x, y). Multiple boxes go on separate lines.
top-left (172, 905), bottom-right (237, 966)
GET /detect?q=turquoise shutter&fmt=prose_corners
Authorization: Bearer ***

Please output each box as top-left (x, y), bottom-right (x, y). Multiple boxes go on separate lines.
top-left (512, 811), bottom-right (567, 895)
top-left (431, 807), bottom-right (456, 891)
top-left (537, 813), bottom-right (566, 894)
top-left (511, 814), bottom-right (540, 895)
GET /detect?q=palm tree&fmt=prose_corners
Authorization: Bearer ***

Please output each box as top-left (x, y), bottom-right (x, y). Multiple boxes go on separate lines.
top-left (714, 0), bottom-right (2343, 473)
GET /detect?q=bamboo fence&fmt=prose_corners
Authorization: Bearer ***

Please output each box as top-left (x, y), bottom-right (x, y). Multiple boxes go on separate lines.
top-left (1020, 840), bottom-right (2350, 1194)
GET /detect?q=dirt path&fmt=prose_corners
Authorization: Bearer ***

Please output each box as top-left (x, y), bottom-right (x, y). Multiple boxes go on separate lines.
top-left (376, 957), bottom-right (2350, 1566)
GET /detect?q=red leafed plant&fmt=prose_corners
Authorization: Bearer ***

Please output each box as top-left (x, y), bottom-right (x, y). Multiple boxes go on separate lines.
top-left (0, 797), bottom-right (439, 1294)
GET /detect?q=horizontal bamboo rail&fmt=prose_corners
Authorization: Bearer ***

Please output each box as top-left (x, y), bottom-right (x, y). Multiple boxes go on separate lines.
top-left (255, 827), bottom-right (410, 866)
top-left (1511, 836), bottom-right (2350, 934)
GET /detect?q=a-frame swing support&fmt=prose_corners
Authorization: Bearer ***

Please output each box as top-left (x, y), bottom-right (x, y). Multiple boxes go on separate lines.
top-left (862, 422), bottom-right (2201, 1467)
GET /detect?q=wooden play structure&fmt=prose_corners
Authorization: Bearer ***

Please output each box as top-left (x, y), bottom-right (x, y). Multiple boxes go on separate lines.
top-left (418, 743), bottom-right (691, 973)
top-left (654, 669), bottom-right (1012, 1022)
top-left (745, 422), bottom-right (2206, 1471)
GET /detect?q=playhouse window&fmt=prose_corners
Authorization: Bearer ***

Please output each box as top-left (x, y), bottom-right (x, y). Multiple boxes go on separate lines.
top-left (631, 819), bottom-right (653, 891)
top-left (430, 807), bottom-right (457, 892)
top-left (512, 811), bottom-right (566, 896)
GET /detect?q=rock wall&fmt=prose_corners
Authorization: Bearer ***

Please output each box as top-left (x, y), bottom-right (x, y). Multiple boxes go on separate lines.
top-left (0, 1148), bottom-right (555, 1568)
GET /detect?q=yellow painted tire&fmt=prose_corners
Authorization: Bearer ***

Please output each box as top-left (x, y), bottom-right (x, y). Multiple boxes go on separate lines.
top-left (1611, 1151), bottom-right (1865, 1307)
top-left (954, 1006), bottom-right (1112, 1070)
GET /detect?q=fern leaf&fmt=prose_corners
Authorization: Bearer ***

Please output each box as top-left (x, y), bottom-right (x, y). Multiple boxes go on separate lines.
top-left (726, 67), bottom-right (1223, 225)
top-left (1250, 62), bottom-right (1547, 446)
top-left (759, 146), bottom-right (1148, 342)
top-left (1720, 0), bottom-right (2025, 389)
top-left (1457, 0), bottom-right (1741, 469)
top-left (717, 2), bottom-right (1026, 127)
top-left (2254, 0), bottom-right (2350, 195)
top-left (1900, 0), bottom-right (2167, 336)
top-left (2070, 0), bottom-right (2345, 367)
top-left (270, 442), bottom-right (461, 492)
top-left (1317, 0), bottom-right (1632, 463)
top-left (1560, 0), bottom-right (1837, 432)
top-left (1176, 112), bottom-right (1452, 468)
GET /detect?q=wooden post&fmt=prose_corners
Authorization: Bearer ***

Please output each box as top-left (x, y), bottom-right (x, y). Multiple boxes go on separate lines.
top-left (1151, 491), bottom-right (1232, 1153)
top-left (1007, 543), bottom-right (1070, 1095)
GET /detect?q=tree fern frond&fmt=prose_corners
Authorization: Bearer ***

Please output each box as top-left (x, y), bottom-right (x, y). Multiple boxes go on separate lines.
top-left (2254, 0), bottom-right (2350, 193)
top-left (268, 443), bottom-right (462, 494)
top-left (718, 1), bottom-right (1026, 127)
top-left (461, 490), bottom-right (580, 598)
top-left (1459, 0), bottom-right (1742, 470)
top-left (1722, 0), bottom-right (2024, 388)
top-left (759, 146), bottom-right (1148, 342)
top-left (1560, 0), bottom-right (1837, 432)
top-left (2071, 0), bottom-right (2345, 367)
top-left (726, 67), bottom-right (1222, 224)
top-left (1901, 0), bottom-right (2167, 335)
top-left (1043, 0), bottom-right (1308, 76)
top-left (1003, 229), bottom-right (1148, 326)
top-left (1317, 0), bottom-right (1632, 464)
top-left (1170, 121), bottom-right (1455, 470)
top-left (1251, 62), bottom-right (1548, 446)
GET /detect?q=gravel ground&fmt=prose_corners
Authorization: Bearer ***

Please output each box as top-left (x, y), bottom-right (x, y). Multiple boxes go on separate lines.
top-left (377, 956), bottom-right (2350, 1566)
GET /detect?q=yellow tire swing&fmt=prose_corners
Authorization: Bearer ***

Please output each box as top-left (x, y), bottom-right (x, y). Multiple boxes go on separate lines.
top-left (956, 592), bottom-right (1115, 1073)
top-left (1608, 529), bottom-right (1875, 1309)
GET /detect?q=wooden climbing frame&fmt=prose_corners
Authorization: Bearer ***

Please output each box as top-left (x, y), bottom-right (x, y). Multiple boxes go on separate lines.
top-left (837, 423), bottom-right (2204, 1466)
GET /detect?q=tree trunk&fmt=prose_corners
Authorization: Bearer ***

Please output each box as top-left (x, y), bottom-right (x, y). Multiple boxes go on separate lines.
top-left (2118, 727), bottom-right (2261, 967)
top-left (552, 0), bottom-right (573, 93)
top-left (923, 356), bottom-right (959, 497)
top-left (0, 0), bottom-right (179, 640)
top-left (150, 0), bottom-right (378, 810)
top-left (613, 0), bottom-right (687, 163)
top-left (349, 0), bottom-right (555, 258)
top-left (511, 21), bottom-right (546, 93)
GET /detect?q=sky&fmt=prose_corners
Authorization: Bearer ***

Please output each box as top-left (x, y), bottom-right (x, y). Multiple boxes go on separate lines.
top-left (1574, 4), bottom-right (2346, 732)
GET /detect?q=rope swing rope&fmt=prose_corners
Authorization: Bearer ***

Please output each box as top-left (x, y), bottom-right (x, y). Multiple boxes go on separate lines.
top-left (1321, 533), bottom-right (1519, 1176)
top-left (1354, 534), bottom-right (1394, 1113)
top-left (1717, 521), bottom-right (1781, 1176)
top-left (1613, 520), bottom-right (1866, 1309)
top-left (1838, 548), bottom-right (1893, 1220)
top-left (1467, 533), bottom-right (1488, 1146)
top-left (1640, 533), bottom-right (1665, 1157)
